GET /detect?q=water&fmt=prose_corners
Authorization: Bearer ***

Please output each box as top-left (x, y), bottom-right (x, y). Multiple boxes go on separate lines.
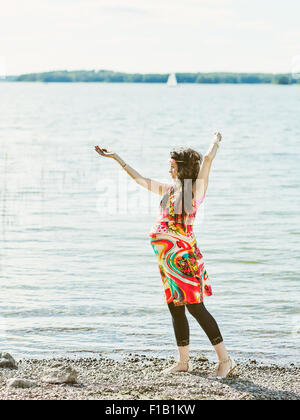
top-left (0, 82), bottom-right (299, 365)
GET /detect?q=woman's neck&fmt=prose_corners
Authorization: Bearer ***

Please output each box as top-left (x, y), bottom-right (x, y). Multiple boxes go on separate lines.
top-left (174, 179), bottom-right (182, 193)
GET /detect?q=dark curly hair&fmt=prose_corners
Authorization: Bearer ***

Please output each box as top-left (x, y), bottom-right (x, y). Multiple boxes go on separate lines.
top-left (161, 147), bottom-right (203, 228)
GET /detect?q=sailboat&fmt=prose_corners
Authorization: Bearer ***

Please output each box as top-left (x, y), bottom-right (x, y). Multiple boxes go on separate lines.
top-left (167, 72), bottom-right (177, 87)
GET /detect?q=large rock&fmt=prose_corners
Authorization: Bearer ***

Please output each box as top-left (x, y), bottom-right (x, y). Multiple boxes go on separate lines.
top-left (42, 365), bottom-right (78, 384)
top-left (0, 352), bottom-right (17, 369)
top-left (7, 378), bottom-right (37, 388)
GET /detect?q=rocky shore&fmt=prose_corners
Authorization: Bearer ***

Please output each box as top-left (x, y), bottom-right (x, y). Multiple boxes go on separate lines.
top-left (0, 352), bottom-right (299, 400)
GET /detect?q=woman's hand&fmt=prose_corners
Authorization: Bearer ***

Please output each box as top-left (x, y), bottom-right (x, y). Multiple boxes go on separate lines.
top-left (213, 131), bottom-right (222, 143)
top-left (94, 146), bottom-right (116, 159)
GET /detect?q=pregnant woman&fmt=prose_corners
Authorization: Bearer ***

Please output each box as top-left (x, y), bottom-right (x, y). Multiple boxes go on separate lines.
top-left (94, 132), bottom-right (236, 379)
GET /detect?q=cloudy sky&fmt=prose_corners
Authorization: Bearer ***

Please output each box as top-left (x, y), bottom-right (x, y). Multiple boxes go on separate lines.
top-left (1, 0), bottom-right (299, 76)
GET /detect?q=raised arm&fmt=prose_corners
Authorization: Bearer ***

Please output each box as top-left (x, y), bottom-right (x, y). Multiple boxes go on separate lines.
top-left (192, 132), bottom-right (222, 201)
top-left (94, 146), bottom-right (170, 195)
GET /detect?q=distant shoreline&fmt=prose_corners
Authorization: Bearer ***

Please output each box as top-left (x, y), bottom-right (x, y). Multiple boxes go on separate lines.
top-left (1, 70), bottom-right (299, 85)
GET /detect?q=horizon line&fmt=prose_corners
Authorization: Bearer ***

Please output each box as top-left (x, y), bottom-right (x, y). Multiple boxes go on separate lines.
top-left (3, 69), bottom-right (294, 77)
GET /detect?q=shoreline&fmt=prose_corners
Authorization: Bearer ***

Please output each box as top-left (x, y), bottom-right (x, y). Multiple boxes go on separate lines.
top-left (0, 354), bottom-right (299, 400)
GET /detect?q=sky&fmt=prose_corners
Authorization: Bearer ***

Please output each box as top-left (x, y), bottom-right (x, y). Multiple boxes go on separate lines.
top-left (0, 0), bottom-right (299, 76)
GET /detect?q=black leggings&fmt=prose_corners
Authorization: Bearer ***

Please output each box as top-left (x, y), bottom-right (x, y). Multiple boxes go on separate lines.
top-left (167, 301), bottom-right (223, 347)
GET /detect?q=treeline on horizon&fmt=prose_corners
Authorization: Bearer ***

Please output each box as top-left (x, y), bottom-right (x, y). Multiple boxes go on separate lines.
top-left (2, 70), bottom-right (299, 84)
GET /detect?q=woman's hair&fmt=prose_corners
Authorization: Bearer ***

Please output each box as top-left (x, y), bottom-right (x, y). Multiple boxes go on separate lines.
top-left (161, 147), bottom-right (203, 227)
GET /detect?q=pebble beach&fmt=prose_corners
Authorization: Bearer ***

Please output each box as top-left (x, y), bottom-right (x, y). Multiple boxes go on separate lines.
top-left (0, 353), bottom-right (299, 400)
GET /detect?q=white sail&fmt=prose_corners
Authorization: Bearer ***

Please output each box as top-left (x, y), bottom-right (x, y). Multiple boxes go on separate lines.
top-left (167, 72), bottom-right (177, 86)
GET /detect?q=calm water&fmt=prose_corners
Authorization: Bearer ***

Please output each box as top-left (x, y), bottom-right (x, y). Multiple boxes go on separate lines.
top-left (0, 82), bottom-right (299, 365)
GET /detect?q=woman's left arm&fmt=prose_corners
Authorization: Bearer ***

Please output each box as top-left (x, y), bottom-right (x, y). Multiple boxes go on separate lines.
top-left (192, 132), bottom-right (222, 201)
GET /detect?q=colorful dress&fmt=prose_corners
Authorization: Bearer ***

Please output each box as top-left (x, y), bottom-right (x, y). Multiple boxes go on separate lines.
top-left (149, 185), bottom-right (212, 306)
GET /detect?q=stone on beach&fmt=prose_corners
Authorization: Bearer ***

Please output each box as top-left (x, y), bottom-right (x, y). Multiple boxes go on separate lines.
top-left (194, 354), bottom-right (209, 362)
top-left (0, 352), bottom-right (17, 369)
top-left (42, 365), bottom-right (78, 384)
top-left (7, 378), bottom-right (37, 389)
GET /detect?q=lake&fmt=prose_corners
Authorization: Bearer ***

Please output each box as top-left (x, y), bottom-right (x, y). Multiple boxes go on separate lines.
top-left (0, 82), bottom-right (299, 365)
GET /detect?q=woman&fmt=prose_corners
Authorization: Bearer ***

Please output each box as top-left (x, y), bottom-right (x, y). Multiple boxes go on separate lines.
top-left (94, 132), bottom-right (236, 378)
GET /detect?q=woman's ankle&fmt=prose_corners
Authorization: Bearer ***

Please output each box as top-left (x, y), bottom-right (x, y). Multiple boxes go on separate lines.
top-left (178, 344), bottom-right (190, 364)
top-left (178, 359), bottom-right (189, 365)
top-left (213, 341), bottom-right (229, 362)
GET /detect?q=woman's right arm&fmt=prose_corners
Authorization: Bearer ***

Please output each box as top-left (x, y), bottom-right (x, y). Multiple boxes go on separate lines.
top-left (114, 153), bottom-right (170, 195)
top-left (95, 146), bottom-right (170, 195)
top-left (192, 132), bottom-right (222, 201)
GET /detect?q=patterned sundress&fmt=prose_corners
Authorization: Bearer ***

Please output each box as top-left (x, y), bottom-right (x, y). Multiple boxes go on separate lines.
top-left (149, 185), bottom-right (212, 306)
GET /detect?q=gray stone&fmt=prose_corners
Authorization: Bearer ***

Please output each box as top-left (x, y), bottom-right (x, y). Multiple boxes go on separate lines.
top-left (42, 366), bottom-right (78, 384)
top-left (7, 378), bottom-right (37, 388)
top-left (195, 354), bottom-right (209, 362)
top-left (0, 352), bottom-right (17, 368)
